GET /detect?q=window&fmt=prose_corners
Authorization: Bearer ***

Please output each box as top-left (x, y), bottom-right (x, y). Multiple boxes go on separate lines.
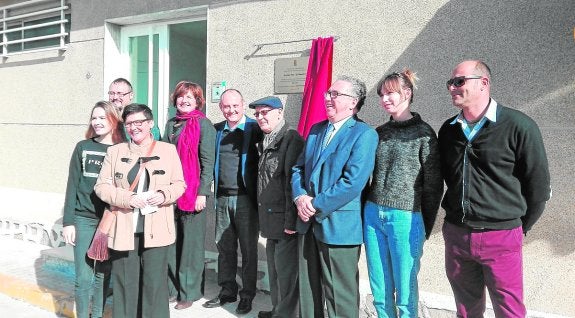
top-left (1, 0), bottom-right (70, 56)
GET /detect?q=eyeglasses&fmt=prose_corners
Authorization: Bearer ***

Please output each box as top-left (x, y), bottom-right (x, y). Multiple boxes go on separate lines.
top-left (254, 109), bottom-right (277, 118)
top-left (124, 119), bottom-right (149, 128)
top-left (446, 76), bottom-right (482, 89)
top-left (108, 91), bottom-right (132, 98)
top-left (324, 90), bottom-right (357, 99)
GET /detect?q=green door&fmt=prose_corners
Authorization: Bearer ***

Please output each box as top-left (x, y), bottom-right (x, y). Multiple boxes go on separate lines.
top-left (119, 20), bottom-right (207, 132)
top-left (121, 24), bottom-right (169, 133)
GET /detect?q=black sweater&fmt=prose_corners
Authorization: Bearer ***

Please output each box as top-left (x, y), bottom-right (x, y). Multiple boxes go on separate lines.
top-left (63, 138), bottom-right (111, 226)
top-left (438, 104), bottom-right (551, 232)
top-left (367, 113), bottom-right (443, 238)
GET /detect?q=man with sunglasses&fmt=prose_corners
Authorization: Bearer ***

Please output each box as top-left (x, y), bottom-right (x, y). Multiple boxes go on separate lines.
top-left (438, 60), bottom-right (551, 317)
top-left (292, 76), bottom-right (378, 317)
top-left (108, 77), bottom-right (161, 140)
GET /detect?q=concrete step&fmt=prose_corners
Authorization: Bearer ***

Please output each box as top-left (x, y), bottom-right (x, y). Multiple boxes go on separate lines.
top-left (40, 244), bottom-right (74, 277)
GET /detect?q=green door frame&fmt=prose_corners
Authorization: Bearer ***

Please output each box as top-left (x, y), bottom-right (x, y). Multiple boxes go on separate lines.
top-left (120, 24), bottom-right (169, 134)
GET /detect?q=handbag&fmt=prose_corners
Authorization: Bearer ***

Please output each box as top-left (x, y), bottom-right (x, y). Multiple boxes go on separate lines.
top-left (87, 141), bottom-right (156, 261)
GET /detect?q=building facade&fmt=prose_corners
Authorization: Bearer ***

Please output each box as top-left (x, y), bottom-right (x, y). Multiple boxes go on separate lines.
top-left (1, 0), bottom-right (574, 316)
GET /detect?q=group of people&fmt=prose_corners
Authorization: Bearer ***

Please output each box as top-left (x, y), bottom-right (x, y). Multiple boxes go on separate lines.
top-left (63, 59), bottom-right (551, 318)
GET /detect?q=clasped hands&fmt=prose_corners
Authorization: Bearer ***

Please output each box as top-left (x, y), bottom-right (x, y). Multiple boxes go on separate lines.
top-left (130, 191), bottom-right (165, 209)
top-left (295, 194), bottom-right (316, 222)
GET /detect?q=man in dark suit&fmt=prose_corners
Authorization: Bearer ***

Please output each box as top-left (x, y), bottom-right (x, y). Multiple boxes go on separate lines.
top-left (203, 89), bottom-right (261, 315)
top-left (292, 76), bottom-right (378, 318)
top-left (250, 96), bottom-right (304, 318)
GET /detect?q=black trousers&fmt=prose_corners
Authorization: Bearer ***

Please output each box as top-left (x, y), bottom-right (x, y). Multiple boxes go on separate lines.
top-left (215, 194), bottom-right (259, 300)
top-left (110, 234), bottom-right (170, 318)
top-left (298, 230), bottom-right (361, 318)
top-left (168, 210), bottom-right (206, 301)
top-left (266, 235), bottom-right (299, 317)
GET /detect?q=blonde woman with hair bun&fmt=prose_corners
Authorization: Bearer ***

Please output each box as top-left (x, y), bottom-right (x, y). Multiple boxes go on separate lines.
top-left (363, 69), bottom-right (443, 317)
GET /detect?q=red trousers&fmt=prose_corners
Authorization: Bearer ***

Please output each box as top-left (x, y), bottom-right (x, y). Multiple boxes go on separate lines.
top-left (443, 222), bottom-right (526, 318)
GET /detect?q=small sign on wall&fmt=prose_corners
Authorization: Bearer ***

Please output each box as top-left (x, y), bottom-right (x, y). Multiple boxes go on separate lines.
top-left (211, 81), bottom-right (227, 102)
top-left (274, 57), bottom-right (309, 94)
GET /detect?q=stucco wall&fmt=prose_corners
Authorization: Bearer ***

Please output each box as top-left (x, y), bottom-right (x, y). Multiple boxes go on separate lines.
top-left (0, 0), bottom-right (573, 316)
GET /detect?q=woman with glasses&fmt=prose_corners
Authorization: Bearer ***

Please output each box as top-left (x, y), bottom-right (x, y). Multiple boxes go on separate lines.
top-left (364, 69), bottom-right (443, 317)
top-left (162, 81), bottom-right (216, 310)
top-left (95, 103), bottom-right (185, 318)
top-left (62, 101), bottom-right (125, 318)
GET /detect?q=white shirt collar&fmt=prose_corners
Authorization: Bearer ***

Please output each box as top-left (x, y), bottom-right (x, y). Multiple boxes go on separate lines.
top-left (224, 115), bottom-right (247, 131)
top-left (450, 98), bottom-right (498, 125)
top-left (330, 115), bottom-right (353, 131)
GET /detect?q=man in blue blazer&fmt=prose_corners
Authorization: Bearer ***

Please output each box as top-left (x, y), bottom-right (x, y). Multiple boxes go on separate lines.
top-left (203, 89), bottom-right (261, 315)
top-left (292, 76), bottom-right (378, 318)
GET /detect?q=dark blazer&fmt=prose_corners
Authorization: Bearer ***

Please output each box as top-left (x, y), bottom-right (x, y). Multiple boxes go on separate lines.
top-left (256, 124), bottom-right (304, 239)
top-left (213, 116), bottom-right (261, 204)
top-left (291, 117), bottom-right (378, 245)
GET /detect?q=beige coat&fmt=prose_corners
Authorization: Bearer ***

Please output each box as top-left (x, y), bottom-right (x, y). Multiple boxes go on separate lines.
top-left (95, 141), bottom-right (185, 251)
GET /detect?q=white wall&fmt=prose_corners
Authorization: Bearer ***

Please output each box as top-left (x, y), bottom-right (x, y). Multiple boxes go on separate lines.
top-left (0, 0), bottom-right (573, 315)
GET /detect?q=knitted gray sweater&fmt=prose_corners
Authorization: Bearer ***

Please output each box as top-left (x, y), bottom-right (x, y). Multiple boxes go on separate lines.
top-left (367, 112), bottom-right (443, 237)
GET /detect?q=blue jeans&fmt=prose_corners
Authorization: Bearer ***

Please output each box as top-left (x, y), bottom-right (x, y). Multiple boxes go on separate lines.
top-left (363, 201), bottom-right (425, 318)
top-left (73, 215), bottom-right (110, 318)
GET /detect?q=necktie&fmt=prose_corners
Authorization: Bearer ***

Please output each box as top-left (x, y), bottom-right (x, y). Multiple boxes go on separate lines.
top-left (322, 123), bottom-right (334, 150)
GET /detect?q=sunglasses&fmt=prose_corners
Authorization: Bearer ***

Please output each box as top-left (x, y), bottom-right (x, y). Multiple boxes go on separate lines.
top-left (446, 76), bottom-right (482, 89)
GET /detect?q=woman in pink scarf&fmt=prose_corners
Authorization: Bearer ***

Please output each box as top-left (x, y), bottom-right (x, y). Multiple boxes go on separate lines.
top-left (162, 81), bottom-right (216, 310)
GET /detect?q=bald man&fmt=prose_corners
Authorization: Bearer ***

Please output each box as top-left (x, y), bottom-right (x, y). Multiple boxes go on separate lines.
top-left (439, 60), bottom-right (551, 317)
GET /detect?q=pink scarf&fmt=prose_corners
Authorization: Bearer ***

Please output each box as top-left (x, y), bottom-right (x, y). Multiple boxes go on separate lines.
top-left (175, 110), bottom-right (205, 212)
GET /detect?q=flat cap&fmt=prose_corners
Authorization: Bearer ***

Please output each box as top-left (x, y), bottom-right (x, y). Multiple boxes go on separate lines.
top-left (248, 96), bottom-right (283, 109)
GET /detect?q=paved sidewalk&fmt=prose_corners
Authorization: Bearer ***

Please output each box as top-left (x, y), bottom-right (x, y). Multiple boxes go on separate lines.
top-left (0, 292), bottom-right (59, 317)
top-left (1, 235), bottom-right (568, 318)
top-left (0, 236), bottom-right (271, 318)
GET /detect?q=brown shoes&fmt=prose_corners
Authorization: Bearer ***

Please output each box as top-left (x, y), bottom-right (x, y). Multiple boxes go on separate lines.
top-left (174, 300), bottom-right (194, 310)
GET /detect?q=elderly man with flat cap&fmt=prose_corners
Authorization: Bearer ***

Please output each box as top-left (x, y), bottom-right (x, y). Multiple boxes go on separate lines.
top-left (249, 96), bottom-right (303, 318)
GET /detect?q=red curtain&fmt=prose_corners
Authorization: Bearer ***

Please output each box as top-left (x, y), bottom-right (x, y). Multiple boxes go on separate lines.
top-left (297, 37), bottom-right (334, 139)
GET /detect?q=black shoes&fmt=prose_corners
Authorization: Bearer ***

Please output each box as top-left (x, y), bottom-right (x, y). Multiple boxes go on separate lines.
top-left (258, 310), bottom-right (273, 318)
top-left (202, 294), bottom-right (252, 314)
top-left (235, 298), bottom-right (253, 314)
top-left (202, 295), bottom-right (237, 308)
